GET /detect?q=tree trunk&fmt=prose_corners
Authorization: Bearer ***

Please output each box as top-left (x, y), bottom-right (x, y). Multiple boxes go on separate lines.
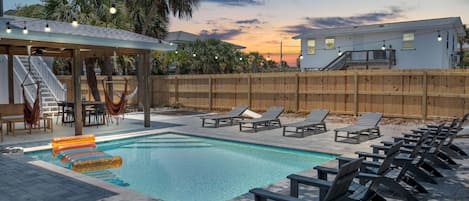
top-left (85, 58), bottom-right (100, 101)
top-left (102, 57), bottom-right (114, 98)
top-left (141, 1), bottom-right (159, 35)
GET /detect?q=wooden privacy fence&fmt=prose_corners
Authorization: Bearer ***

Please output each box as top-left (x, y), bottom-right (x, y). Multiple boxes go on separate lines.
top-left (152, 69), bottom-right (469, 119)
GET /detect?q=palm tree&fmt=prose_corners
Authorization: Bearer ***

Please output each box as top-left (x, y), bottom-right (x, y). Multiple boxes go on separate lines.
top-left (458, 25), bottom-right (469, 68)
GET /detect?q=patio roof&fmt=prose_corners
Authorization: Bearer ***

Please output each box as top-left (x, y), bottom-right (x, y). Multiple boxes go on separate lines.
top-left (0, 15), bottom-right (176, 56)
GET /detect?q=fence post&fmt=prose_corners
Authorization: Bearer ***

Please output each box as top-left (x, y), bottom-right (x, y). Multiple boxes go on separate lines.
top-left (208, 76), bottom-right (213, 111)
top-left (174, 76), bottom-right (179, 103)
top-left (248, 75), bottom-right (252, 107)
top-left (422, 72), bottom-right (428, 120)
top-left (353, 72), bottom-right (359, 116)
top-left (295, 73), bottom-right (300, 112)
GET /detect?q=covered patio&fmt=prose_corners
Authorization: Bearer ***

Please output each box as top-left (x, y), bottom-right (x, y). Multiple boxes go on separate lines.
top-left (0, 15), bottom-right (175, 136)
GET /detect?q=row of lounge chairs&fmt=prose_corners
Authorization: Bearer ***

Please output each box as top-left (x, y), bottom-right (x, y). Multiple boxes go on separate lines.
top-left (249, 112), bottom-right (469, 201)
top-left (200, 105), bottom-right (383, 143)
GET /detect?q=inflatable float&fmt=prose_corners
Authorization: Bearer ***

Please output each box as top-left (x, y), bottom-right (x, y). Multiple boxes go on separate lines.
top-left (51, 134), bottom-right (122, 173)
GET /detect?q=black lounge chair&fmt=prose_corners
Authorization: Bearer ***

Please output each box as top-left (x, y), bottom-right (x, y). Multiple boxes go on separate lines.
top-left (200, 105), bottom-right (248, 127)
top-left (282, 109), bottom-right (329, 137)
top-left (239, 106), bottom-right (284, 132)
top-left (334, 112), bottom-right (382, 143)
top-left (249, 158), bottom-right (363, 201)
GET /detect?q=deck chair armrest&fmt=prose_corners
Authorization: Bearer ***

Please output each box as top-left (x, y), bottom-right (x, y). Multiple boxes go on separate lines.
top-left (402, 133), bottom-right (423, 138)
top-left (249, 188), bottom-right (302, 201)
top-left (394, 155), bottom-right (413, 162)
top-left (354, 151), bottom-right (386, 160)
top-left (371, 144), bottom-right (389, 154)
top-left (380, 141), bottom-right (394, 146)
top-left (314, 166), bottom-right (339, 175)
top-left (393, 136), bottom-right (418, 143)
top-left (336, 156), bottom-right (356, 164)
top-left (287, 174), bottom-right (333, 189)
top-left (361, 160), bottom-right (382, 168)
top-left (357, 172), bottom-right (381, 180)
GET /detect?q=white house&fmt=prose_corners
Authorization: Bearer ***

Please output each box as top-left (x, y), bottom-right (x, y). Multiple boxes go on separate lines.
top-left (294, 17), bottom-right (466, 70)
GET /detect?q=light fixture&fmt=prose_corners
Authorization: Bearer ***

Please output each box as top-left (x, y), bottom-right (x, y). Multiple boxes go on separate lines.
top-left (23, 22), bottom-right (28, 34)
top-left (299, 54), bottom-right (303, 60)
top-left (44, 23), bottom-right (51, 32)
top-left (110, 3), bottom-right (117, 14)
top-left (338, 46), bottom-right (342, 56)
top-left (215, 56), bottom-right (218, 60)
top-left (6, 22), bottom-right (11, 33)
top-left (72, 18), bottom-right (79, 27)
top-left (437, 30), bottom-right (442, 42)
top-left (381, 40), bottom-right (386, 50)
top-left (175, 50), bottom-right (178, 54)
top-left (192, 53), bottom-right (196, 57)
top-left (239, 57), bottom-right (243, 61)
top-left (169, 42), bottom-right (174, 46)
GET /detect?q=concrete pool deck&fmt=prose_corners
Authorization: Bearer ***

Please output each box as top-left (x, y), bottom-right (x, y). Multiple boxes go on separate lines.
top-left (1, 110), bottom-right (469, 201)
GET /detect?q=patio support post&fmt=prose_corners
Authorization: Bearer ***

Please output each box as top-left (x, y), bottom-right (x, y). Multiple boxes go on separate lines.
top-left (72, 48), bottom-right (83, 135)
top-left (143, 51), bottom-right (151, 127)
top-left (8, 46), bottom-right (14, 103)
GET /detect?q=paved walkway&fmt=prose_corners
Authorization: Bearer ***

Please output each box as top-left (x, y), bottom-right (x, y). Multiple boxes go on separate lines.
top-left (1, 110), bottom-right (468, 201)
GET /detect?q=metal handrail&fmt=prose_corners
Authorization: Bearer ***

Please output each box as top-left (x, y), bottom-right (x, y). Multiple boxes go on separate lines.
top-left (321, 49), bottom-right (396, 71)
top-left (26, 56), bottom-right (67, 101)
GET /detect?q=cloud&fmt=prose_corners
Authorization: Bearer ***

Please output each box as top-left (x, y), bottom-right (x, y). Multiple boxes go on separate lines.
top-left (202, 0), bottom-right (265, 6)
top-left (282, 6), bottom-right (405, 35)
top-left (200, 29), bottom-right (243, 40)
top-left (235, 19), bottom-right (261, 24)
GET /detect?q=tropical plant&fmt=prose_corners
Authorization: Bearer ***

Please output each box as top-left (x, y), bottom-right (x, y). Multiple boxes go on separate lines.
top-left (458, 25), bottom-right (469, 68)
top-left (4, 4), bottom-right (45, 18)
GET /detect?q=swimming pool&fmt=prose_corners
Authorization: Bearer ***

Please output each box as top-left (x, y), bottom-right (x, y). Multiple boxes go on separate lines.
top-left (26, 133), bottom-right (336, 201)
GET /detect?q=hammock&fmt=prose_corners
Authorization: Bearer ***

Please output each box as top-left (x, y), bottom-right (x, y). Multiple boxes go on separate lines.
top-left (102, 80), bottom-right (128, 116)
top-left (22, 82), bottom-right (41, 130)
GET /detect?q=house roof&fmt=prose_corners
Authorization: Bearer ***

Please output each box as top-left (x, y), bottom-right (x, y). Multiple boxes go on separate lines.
top-left (0, 15), bottom-right (176, 51)
top-left (293, 17), bottom-right (466, 39)
top-left (166, 31), bottom-right (246, 49)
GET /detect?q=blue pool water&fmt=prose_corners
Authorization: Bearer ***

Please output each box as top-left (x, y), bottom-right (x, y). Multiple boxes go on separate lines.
top-left (26, 133), bottom-right (336, 201)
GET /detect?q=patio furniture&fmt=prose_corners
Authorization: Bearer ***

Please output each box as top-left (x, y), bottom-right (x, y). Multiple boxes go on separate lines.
top-left (249, 158), bottom-right (363, 201)
top-left (200, 105), bottom-right (248, 128)
top-left (311, 141), bottom-right (413, 201)
top-left (334, 112), bottom-right (382, 143)
top-left (282, 109), bottom-right (329, 137)
top-left (239, 106), bottom-right (284, 132)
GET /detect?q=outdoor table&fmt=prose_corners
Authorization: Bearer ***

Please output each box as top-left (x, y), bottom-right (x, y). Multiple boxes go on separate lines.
top-left (57, 101), bottom-right (105, 127)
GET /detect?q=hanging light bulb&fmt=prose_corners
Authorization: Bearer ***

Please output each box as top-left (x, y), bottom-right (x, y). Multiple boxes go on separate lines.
top-left (193, 53), bottom-right (196, 57)
top-left (5, 22), bottom-right (11, 33)
top-left (72, 18), bottom-right (79, 27)
top-left (169, 42), bottom-right (174, 46)
top-left (175, 50), bottom-right (178, 54)
top-left (23, 22), bottom-right (28, 34)
top-left (44, 23), bottom-right (51, 32)
top-left (338, 46), bottom-right (342, 56)
top-left (299, 54), bottom-right (303, 60)
top-left (110, 3), bottom-right (117, 14)
top-left (239, 57), bottom-right (243, 61)
top-left (215, 56), bottom-right (218, 60)
top-left (437, 31), bottom-right (442, 42)
top-left (381, 40), bottom-right (386, 50)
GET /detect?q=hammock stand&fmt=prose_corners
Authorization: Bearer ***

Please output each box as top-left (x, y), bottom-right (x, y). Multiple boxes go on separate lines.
top-left (102, 80), bottom-right (130, 125)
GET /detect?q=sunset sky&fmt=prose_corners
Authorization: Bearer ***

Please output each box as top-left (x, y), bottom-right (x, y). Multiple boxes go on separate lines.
top-left (7, 0), bottom-right (469, 66)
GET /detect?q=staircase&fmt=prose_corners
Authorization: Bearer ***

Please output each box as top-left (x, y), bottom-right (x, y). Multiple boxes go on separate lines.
top-left (321, 49), bottom-right (397, 71)
top-left (14, 55), bottom-right (67, 116)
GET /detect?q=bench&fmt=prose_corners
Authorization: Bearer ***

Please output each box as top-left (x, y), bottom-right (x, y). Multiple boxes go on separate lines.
top-left (0, 104), bottom-right (53, 140)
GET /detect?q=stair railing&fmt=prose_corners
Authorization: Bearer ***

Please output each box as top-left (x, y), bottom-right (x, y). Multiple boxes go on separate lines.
top-left (12, 56), bottom-right (38, 107)
top-left (28, 56), bottom-right (67, 101)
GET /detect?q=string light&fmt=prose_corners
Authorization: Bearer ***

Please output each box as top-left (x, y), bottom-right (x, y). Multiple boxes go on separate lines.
top-left (215, 56), bottom-right (218, 60)
top-left (299, 54), bottom-right (303, 60)
top-left (381, 40), bottom-right (386, 50)
top-left (23, 22), bottom-right (28, 34)
top-left (338, 46), bottom-right (342, 56)
top-left (437, 30), bottom-right (442, 42)
top-left (110, 3), bottom-right (117, 14)
top-left (72, 18), bottom-right (79, 27)
top-left (239, 57), bottom-right (243, 61)
top-left (44, 23), bottom-right (51, 32)
top-left (5, 22), bottom-right (11, 33)
top-left (175, 50), bottom-right (178, 54)
top-left (192, 53), bottom-right (196, 57)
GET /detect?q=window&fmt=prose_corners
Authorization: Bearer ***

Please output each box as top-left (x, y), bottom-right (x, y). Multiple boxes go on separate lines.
top-left (402, 32), bottom-right (414, 49)
top-left (325, 38), bottom-right (335, 49)
top-left (307, 39), bottom-right (315, 54)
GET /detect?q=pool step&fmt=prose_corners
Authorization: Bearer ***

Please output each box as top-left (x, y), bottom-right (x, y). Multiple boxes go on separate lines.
top-left (148, 134), bottom-right (190, 140)
top-left (85, 170), bottom-right (129, 187)
top-left (121, 143), bottom-right (212, 149)
top-left (135, 139), bottom-right (202, 144)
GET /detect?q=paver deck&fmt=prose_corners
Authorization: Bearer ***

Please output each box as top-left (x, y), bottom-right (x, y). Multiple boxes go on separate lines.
top-left (1, 110), bottom-right (468, 201)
